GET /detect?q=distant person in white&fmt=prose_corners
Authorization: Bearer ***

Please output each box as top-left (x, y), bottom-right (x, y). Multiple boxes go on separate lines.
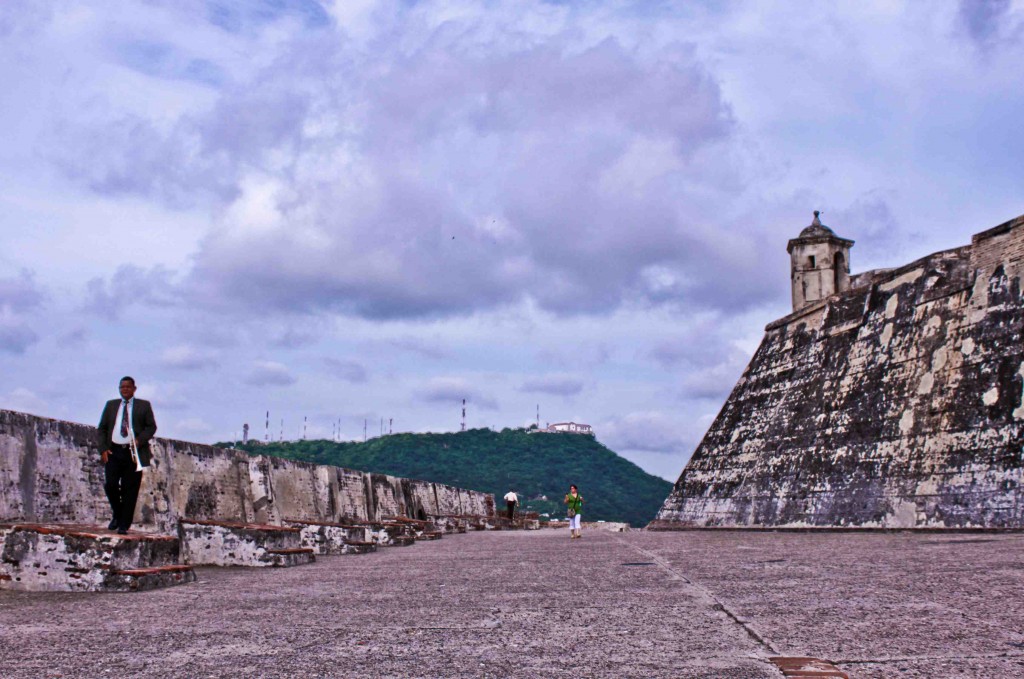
top-left (504, 490), bottom-right (518, 522)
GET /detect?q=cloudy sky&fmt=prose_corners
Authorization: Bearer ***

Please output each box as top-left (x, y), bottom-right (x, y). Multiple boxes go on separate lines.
top-left (1, 1), bottom-right (1022, 481)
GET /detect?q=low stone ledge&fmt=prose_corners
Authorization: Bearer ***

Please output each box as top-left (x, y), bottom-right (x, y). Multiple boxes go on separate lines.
top-left (342, 540), bottom-right (377, 555)
top-left (181, 519), bottom-right (300, 533)
top-left (105, 565), bottom-right (197, 592)
top-left (0, 523), bottom-right (178, 542)
top-left (285, 520), bottom-right (376, 556)
top-left (388, 535), bottom-right (416, 547)
top-left (178, 519), bottom-right (313, 567)
top-left (0, 523), bottom-right (193, 592)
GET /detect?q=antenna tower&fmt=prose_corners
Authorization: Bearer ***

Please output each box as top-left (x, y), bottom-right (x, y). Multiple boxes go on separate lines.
top-left (303, 416), bottom-right (307, 440)
top-left (461, 399), bottom-right (466, 432)
top-left (265, 411), bottom-right (269, 443)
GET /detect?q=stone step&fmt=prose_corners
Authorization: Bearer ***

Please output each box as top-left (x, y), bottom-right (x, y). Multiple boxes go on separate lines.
top-left (389, 535), bottom-right (416, 547)
top-left (178, 519), bottom-right (313, 568)
top-left (285, 520), bottom-right (377, 556)
top-left (104, 565), bottom-right (198, 592)
top-left (351, 522), bottom-right (415, 546)
top-left (265, 548), bottom-right (316, 567)
top-left (342, 540), bottom-right (377, 555)
top-left (0, 523), bottom-right (193, 592)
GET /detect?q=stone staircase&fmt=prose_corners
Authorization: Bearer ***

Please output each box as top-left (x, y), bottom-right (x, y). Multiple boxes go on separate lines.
top-left (0, 523), bottom-right (196, 592)
top-left (178, 519), bottom-right (315, 567)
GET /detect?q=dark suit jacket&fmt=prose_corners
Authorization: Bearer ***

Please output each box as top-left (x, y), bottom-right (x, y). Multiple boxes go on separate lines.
top-left (98, 399), bottom-right (158, 467)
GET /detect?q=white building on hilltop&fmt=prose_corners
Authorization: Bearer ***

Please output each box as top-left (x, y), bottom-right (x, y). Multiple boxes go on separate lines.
top-left (547, 422), bottom-right (593, 435)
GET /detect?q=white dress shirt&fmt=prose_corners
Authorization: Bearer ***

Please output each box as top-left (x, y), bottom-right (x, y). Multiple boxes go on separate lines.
top-left (111, 398), bottom-right (134, 445)
top-left (504, 492), bottom-right (518, 503)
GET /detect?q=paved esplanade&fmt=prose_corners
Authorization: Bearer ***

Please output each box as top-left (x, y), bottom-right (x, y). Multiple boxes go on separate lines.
top-left (2, 530), bottom-right (1024, 678)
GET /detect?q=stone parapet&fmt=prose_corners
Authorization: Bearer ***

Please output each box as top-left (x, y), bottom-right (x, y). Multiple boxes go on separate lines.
top-left (0, 409), bottom-right (494, 533)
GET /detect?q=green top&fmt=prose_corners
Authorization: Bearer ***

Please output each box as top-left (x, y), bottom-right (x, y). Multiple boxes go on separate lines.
top-left (565, 493), bottom-right (583, 515)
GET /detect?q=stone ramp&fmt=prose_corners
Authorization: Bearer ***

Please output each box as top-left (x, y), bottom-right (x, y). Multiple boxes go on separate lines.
top-left (178, 519), bottom-right (315, 567)
top-left (0, 523), bottom-right (196, 592)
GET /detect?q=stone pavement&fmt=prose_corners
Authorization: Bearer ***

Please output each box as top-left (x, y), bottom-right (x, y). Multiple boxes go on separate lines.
top-left (1, 530), bottom-right (1022, 678)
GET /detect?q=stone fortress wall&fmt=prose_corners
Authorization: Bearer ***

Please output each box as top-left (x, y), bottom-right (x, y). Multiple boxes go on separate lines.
top-left (0, 409), bottom-right (494, 532)
top-left (653, 213), bottom-right (1024, 528)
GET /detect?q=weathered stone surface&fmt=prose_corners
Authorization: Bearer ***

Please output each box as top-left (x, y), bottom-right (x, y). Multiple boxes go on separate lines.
top-left (655, 214), bottom-right (1024, 528)
top-left (178, 520), bottom-right (314, 567)
top-left (286, 519), bottom-right (377, 555)
top-left (0, 523), bottom-right (195, 592)
top-left (0, 410), bottom-right (494, 532)
top-left (584, 521), bottom-right (629, 532)
top-left (0, 531), bottom-right (786, 678)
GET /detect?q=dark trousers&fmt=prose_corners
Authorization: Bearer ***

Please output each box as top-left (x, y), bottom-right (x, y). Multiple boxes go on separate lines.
top-left (104, 445), bottom-right (143, 531)
top-left (506, 501), bottom-right (516, 521)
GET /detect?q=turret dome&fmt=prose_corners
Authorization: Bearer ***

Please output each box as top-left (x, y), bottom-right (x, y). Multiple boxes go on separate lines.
top-left (799, 211), bottom-right (836, 238)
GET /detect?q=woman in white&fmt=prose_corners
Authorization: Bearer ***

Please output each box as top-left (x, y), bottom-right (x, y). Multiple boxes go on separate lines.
top-left (564, 484), bottom-right (584, 539)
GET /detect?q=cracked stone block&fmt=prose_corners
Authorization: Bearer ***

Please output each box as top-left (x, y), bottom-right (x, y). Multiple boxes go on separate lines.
top-left (0, 523), bottom-right (195, 592)
top-left (178, 519), bottom-right (314, 567)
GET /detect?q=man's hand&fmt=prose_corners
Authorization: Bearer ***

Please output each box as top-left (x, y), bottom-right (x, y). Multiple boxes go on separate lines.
top-left (101, 450), bottom-right (110, 464)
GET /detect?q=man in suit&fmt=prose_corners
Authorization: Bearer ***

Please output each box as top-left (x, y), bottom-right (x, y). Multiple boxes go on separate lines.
top-left (97, 376), bottom-right (157, 534)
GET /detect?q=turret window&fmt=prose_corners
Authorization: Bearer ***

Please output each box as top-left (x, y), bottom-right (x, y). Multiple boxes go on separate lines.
top-left (808, 255), bottom-right (816, 268)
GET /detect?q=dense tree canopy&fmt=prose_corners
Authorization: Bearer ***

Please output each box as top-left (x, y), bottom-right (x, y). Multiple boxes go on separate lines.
top-left (225, 428), bottom-right (673, 527)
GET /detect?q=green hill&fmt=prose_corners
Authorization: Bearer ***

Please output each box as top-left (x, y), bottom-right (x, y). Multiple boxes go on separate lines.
top-left (225, 428), bottom-right (672, 527)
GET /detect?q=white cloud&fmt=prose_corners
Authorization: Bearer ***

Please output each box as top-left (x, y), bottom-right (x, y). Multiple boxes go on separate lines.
top-left (599, 411), bottom-right (699, 456)
top-left (0, 387), bottom-right (48, 416)
top-left (520, 374), bottom-right (585, 397)
top-left (415, 377), bottom-right (498, 411)
top-left (244, 360), bottom-right (296, 387)
top-left (160, 344), bottom-right (218, 370)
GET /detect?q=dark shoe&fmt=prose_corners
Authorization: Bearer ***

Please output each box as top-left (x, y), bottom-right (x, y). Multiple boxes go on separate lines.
top-left (117, 528), bottom-right (128, 535)
top-left (108, 519), bottom-right (118, 530)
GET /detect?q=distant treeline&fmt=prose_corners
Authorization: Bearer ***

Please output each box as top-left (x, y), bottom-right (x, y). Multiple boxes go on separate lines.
top-left (222, 428), bottom-right (673, 527)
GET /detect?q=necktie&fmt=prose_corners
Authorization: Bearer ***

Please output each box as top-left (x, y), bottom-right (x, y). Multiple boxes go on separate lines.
top-left (120, 401), bottom-right (130, 438)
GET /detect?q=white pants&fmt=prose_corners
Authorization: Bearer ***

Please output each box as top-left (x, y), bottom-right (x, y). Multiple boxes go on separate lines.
top-left (568, 515), bottom-right (581, 531)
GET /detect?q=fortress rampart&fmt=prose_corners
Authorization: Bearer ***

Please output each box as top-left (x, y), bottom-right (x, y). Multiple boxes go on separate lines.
top-left (0, 409), bottom-right (494, 532)
top-left (653, 214), bottom-right (1024, 528)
